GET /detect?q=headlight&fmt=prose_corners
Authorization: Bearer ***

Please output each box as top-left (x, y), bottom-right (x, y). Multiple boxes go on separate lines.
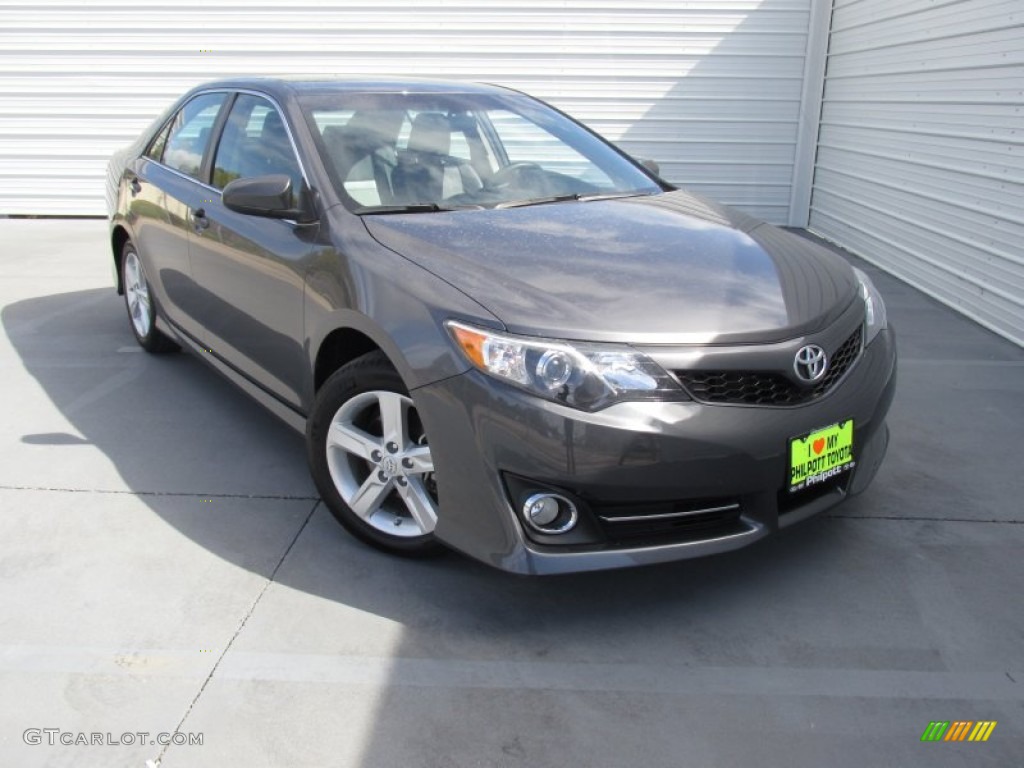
top-left (446, 321), bottom-right (686, 411)
top-left (853, 267), bottom-right (887, 345)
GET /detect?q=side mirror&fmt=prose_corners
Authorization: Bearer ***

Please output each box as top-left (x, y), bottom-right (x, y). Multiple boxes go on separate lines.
top-left (222, 174), bottom-right (316, 223)
top-left (637, 158), bottom-right (661, 177)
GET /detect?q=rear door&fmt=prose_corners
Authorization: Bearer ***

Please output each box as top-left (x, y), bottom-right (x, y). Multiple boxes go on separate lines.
top-left (187, 92), bottom-right (316, 410)
top-left (129, 91), bottom-right (228, 338)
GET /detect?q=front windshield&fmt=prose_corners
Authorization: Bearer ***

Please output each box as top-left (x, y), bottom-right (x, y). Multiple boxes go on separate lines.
top-left (300, 90), bottom-right (663, 212)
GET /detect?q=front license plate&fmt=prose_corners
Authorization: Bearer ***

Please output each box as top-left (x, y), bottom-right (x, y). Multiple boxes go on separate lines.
top-left (789, 420), bottom-right (855, 493)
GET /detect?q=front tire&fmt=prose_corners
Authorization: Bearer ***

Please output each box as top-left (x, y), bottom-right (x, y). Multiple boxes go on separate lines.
top-left (308, 351), bottom-right (441, 556)
top-left (121, 241), bottom-right (178, 353)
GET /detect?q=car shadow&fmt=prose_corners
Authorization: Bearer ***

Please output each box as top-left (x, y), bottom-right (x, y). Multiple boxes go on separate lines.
top-left (3, 287), bottom-right (865, 622)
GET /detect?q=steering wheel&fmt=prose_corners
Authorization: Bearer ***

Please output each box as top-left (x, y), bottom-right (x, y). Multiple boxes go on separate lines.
top-left (487, 162), bottom-right (543, 189)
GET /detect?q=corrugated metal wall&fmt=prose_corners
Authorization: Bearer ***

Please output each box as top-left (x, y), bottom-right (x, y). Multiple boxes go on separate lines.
top-left (810, 0), bottom-right (1024, 346)
top-left (0, 0), bottom-right (814, 222)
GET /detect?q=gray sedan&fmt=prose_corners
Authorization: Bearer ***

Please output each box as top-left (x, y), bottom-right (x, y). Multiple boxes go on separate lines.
top-left (106, 77), bottom-right (896, 574)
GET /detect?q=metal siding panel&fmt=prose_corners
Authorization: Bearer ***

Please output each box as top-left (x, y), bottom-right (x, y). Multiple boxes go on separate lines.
top-left (0, 0), bottom-right (813, 222)
top-left (787, 0), bottom-right (833, 226)
top-left (811, 0), bottom-right (1024, 346)
top-left (812, 196), bottom-right (1024, 336)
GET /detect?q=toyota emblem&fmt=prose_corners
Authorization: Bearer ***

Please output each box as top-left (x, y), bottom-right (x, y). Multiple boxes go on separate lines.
top-left (794, 344), bottom-right (828, 382)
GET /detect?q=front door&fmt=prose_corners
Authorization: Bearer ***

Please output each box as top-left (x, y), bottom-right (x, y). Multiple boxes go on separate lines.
top-left (187, 93), bottom-right (316, 410)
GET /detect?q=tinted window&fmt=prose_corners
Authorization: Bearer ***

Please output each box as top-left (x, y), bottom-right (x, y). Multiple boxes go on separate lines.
top-left (212, 94), bottom-right (304, 206)
top-left (161, 93), bottom-right (226, 179)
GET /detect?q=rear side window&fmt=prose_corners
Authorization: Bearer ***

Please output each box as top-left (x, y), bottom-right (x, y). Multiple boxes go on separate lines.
top-left (159, 93), bottom-right (227, 179)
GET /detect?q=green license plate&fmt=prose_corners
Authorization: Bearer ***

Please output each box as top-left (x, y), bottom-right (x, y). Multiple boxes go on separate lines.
top-left (789, 420), bottom-right (855, 492)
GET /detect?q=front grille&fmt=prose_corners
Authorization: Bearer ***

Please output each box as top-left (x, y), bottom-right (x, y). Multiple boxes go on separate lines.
top-left (675, 326), bottom-right (863, 406)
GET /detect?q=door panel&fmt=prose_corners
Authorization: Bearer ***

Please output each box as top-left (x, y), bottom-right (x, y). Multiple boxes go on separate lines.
top-left (189, 208), bottom-right (315, 408)
top-left (188, 93), bottom-right (315, 409)
top-left (126, 157), bottom-right (178, 317)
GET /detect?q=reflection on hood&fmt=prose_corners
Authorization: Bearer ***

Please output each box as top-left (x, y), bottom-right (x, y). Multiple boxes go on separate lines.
top-left (363, 189), bottom-right (858, 344)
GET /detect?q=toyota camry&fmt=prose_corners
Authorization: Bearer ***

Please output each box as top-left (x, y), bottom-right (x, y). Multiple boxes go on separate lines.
top-left (106, 77), bottom-right (897, 574)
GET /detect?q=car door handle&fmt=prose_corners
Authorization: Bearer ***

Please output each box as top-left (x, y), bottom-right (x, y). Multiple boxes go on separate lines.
top-left (128, 176), bottom-right (142, 196)
top-left (191, 207), bottom-right (209, 232)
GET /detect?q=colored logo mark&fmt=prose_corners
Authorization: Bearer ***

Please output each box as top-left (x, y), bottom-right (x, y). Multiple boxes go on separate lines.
top-left (921, 721), bottom-right (997, 742)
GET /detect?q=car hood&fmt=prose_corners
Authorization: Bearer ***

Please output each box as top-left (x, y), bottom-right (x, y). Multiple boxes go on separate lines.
top-left (362, 189), bottom-right (859, 344)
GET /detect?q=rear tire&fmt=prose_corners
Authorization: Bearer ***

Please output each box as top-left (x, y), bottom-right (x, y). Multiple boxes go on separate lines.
top-left (308, 350), bottom-right (441, 556)
top-left (121, 240), bottom-right (178, 353)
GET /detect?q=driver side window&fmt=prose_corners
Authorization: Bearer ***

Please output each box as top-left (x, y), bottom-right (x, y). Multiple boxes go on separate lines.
top-left (212, 94), bottom-right (305, 207)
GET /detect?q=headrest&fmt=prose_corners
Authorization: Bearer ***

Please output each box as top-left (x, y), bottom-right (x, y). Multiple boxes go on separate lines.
top-left (322, 124), bottom-right (376, 176)
top-left (323, 124), bottom-right (371, 151)
top-left (407, 113), bottom-right (451, 156)
top-left (261, 110), bottom-right (289, 147)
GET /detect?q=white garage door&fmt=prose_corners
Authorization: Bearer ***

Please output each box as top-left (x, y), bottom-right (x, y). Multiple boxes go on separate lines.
top-left (0, 0), bottom-right (815, 223)
top-left (810, 0), bottom-right (1024, 346)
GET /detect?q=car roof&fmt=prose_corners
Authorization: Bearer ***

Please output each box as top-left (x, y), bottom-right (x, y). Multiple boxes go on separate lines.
top-left (188, 76), bottom-right (513, 100)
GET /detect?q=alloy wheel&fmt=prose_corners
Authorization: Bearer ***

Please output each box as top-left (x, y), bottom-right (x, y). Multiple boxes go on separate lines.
top-left (325, 390), bottom-right (438, 537)
top-left (123, 249), bottom-right (152, 338)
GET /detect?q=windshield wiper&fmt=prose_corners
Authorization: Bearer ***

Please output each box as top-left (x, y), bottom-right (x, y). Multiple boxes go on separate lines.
top-left (494, 191), bottom-right (652, 210)
top-left (355, 203), bottom-right (482, 215)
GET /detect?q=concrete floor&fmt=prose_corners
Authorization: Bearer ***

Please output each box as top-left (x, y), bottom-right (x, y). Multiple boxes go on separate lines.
top-left (0, 219), bottom-right (1021, 767)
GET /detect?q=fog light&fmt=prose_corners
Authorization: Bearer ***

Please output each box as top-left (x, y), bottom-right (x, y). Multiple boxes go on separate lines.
top-left (526, 495), bottom-right (559, 525)
top-left (522, 493), bottom-right (578, 534)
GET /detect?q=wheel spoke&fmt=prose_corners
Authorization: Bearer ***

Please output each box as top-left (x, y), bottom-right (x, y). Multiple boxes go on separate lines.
top-left (328, 421), bottom-right (380, 461)
top-left (125, 259), bottom-right (138, 289)
top-left (347, 473), bottom-right (392, 520)
top-left (377, 391), bottom-right (409, 448)
top-left (402, 444), bottom-right (433, 475)
top-left (397, 477), bottom-right (437, 532)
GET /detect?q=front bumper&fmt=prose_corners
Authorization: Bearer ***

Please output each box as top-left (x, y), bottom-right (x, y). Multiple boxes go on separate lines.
top-left (413, 328), bottom-right (896, 574)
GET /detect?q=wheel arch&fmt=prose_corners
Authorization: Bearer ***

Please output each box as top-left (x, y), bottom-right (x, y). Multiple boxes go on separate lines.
top-left (308, 305), bottom-right (476, 408)
top-left (110, 224), bottom-right (131, 295)
top-left (313, 326), bottom-right (388, 393)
